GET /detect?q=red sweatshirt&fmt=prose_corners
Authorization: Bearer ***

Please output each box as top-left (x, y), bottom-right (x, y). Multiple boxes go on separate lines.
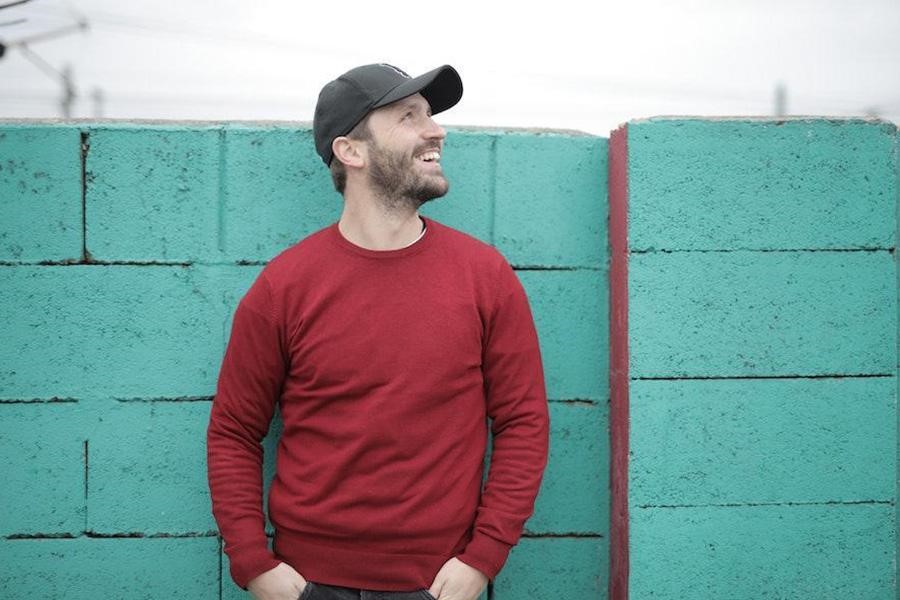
top-left (207, 217), bottom-right (549, 591)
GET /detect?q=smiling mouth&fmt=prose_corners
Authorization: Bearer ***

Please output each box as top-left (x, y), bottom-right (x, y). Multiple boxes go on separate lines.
top-left (416, 150), bottom-right (441, 164)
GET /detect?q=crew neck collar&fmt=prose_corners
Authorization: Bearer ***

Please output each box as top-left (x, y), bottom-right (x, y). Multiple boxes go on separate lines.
top-left (329, 216), bottom-right (435, 259)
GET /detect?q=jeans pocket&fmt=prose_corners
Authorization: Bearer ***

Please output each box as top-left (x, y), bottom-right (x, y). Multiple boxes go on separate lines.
top-left (299, 582), bottom-right (317, 600)
top-left (418, 591), bottom-right (437, 600)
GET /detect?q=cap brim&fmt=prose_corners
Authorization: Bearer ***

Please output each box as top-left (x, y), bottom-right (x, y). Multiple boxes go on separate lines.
top-left (373, 64), bottom-right (463, 115)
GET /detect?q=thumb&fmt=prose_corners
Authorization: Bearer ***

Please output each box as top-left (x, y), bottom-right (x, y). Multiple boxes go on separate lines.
top-left (428, 576), bottom-right (444, 599)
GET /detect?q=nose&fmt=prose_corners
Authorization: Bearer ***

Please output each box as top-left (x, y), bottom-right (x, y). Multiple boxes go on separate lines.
top-left (425, 117), bottom-right (446, 141)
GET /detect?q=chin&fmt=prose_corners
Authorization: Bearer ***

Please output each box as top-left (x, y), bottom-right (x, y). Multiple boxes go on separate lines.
top-left (411, 175), bottom-right (449, 203)
top-left (423, 182), bottom-right (449, 202)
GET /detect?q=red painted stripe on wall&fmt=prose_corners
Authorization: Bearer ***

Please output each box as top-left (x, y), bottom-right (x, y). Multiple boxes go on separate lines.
top-left (608, 125), bottom-right (630, 600)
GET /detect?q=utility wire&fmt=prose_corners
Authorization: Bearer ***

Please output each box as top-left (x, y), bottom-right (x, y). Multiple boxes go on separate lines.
top-left (16, 42), bottom-right (58, 79)
top-left (2, 18), bottom-right (86, 46)
top-left (25, 3), bottom-right (352, 57)
top-left (25, 3), bottom-right (896, 114)
top-left (4, 4), bottom-right (896, 121)
top-left (0, 0), bottom-right (33, 10)
top-left (0, 2), bottom-right (87, 118)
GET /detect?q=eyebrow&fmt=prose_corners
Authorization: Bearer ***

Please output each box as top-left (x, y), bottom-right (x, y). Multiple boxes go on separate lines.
top-left (396, 98), bottom-right (431, 114)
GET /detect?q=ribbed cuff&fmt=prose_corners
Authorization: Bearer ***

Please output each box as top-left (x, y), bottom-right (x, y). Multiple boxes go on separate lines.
top-left (456, 533), bottom-right (513, 580)
top-left (228, 542), bottom-right (282, 590)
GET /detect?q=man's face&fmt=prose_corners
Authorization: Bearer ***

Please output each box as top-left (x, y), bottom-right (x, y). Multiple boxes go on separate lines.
top-left (363, 93), bottom-right (449, 208)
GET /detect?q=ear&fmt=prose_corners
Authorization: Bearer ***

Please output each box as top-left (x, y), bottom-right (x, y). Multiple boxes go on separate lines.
top-left (332, 136), bottom-right (366, 169)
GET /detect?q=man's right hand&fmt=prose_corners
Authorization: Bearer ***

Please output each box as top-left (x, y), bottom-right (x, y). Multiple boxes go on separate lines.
top-left (247, 562), bottom-right (308, 600)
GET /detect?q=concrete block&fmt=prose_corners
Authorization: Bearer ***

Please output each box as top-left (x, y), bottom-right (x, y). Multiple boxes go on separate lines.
top-left (630, 503), bottom-right (894, 599)
top-left (630, 377), bottom-right (896, 506)
top-left (421, 130), bottom-right (495, 244)
top-left (0, 536), bottom-right (219, 599)
top-left (220, 125), bottom-right (339, 262)
top-left (0, 402), bottom-right (85, 535)
top-left (518, 270), bottom-right (607, 400)
top-left (494, 133), bottom-right (607, 267)
top-left (86, 126), bottom-right (220, 261)
top-left (629, 250), bottom-right (896, 377)
top-left (0, 125), bottom-right (82, 261)
top-left (88, 400), bottom-right (215, 533)
top-left (627, 119), bottom-right (897, 251)
top-left (218, 263), bottom-right (266, 347)
top-left (0, 265), bottom-right (253, 399)
top-left (526, 402), bottom-right (607, 534)
top-left (493, 537), bottom-right (606, 599)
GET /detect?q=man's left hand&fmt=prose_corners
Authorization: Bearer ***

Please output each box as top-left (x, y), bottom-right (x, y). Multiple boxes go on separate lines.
top-left (428, 557), bottom-right (488, 600)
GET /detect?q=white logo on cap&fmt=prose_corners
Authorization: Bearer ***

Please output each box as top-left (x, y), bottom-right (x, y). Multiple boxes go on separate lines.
top-left (379, 64), bottom-right (411, 79)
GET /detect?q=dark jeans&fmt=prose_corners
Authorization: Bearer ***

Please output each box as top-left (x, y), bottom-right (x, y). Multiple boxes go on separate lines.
top-left (299, 581), bottom-right (437, 600)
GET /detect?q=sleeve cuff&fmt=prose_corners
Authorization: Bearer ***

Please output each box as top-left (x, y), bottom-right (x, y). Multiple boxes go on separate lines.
top-left (227, 542), bottom-right (282, 590)
top-left (456, 533), bottom-right (513, 580)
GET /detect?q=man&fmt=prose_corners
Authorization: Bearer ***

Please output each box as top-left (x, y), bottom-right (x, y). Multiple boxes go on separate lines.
top-left (207, 63), bottom-right (549, 600)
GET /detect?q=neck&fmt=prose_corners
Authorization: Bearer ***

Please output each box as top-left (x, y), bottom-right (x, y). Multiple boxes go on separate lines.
top-left (338, 187), bottom-right (424, 251)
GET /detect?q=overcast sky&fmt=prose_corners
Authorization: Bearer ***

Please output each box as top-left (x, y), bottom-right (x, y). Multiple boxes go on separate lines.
top-left (1, 0), bottom-right (898, 135)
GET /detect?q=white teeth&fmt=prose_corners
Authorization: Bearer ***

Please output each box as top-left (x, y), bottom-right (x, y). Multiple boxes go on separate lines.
top-left (418, 151), bottom-right (440, 162)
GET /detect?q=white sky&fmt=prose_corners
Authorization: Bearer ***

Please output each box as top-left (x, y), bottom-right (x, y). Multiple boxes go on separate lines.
top-left (0, 0), bottom-right (898, 135)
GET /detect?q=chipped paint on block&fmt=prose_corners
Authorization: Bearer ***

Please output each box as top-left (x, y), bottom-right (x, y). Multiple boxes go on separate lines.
top-left (0, 264), bottom-right (262, 399)
top-left (519, 269), bottom-right (608, 401)
top-left (629, 250), bottom-right (896, 377)
top-left (627, 119), bottom-right (897, 251)
top-left (87, 401), bottom-right (216, 533)
top-left (494, 133), bottom-right (608, 267)
top-left (630, 377), bottom-right (896, 506)
top-left (0, 402), bottom-right (86, 536)
top-left (526, 402), bottom-right (608, 534)
top-left (0, 126), bottom-right (83, 261)
top-left (0, 536), bottom-right (219, 598)
top-left (87, 127), bottom-right (222, 262)
top-left (494, 536), bottom-right (607, 599)
top-left (630, 503), bottom-right (894, 599)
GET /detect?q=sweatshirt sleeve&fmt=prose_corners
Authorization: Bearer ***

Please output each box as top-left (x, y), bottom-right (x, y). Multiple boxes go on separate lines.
top-left (207, 273), bottom-right (286, 589)
top-left (457, 259), bottom-right (550, 579)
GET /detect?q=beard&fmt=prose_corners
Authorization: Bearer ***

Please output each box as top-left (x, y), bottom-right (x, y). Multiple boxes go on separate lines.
top-left (367, 140), bottom-right (449, 211)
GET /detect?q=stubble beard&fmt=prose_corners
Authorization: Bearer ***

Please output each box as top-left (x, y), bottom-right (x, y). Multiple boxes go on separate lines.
top-left (367, 142), bottom-right (449, 212)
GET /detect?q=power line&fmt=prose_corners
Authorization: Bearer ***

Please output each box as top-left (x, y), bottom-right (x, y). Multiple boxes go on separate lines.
top-left (0, 0), bottom-right (34, 10)
top-left (0, 5), bottom-right (88, 118)
top-left (13, 5), bottom-right (896, 115)
top-left (2, 5), bottom-right (896, 123)
top-left (3, 18), bottom-right (86, 45)
top-left (25, 3), bottom-right (353, 58)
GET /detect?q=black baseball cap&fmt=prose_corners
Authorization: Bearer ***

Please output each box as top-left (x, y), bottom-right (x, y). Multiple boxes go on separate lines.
top-left (313, 63), bottom-right (463, 165)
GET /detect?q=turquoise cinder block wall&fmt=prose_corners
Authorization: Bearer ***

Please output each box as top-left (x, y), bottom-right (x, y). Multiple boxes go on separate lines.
top-left (0, 122), bottom-right (609, 599)
top-left (609, 118), bottom-right (898, 600)
top-left (6, 117), bottom-right (896, 600)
